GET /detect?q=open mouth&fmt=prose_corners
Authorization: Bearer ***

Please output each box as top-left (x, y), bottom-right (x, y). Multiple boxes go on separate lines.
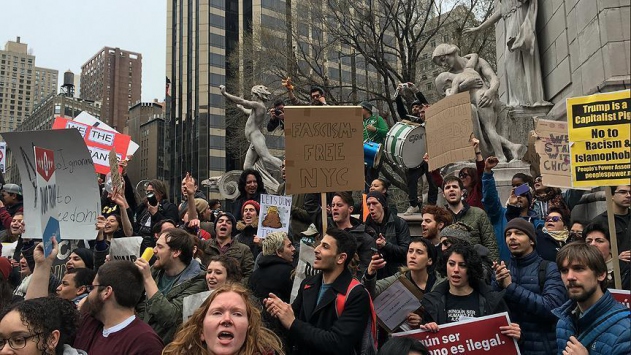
top-left (218, 331), bottom-right (234, 342)
top-left (450, 275), bottom-right (461, 282)
top-left (219, 227), bottom-right (228, 232)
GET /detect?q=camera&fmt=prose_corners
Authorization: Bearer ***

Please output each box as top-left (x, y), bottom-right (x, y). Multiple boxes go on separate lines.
top-left (147, 193), bottom-right (158, 207)
top-left (274, 109), bottom-right (283, 116)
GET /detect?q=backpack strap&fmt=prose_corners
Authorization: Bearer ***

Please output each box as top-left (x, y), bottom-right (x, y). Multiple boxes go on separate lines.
top-left (538, 259), bottom-right (550, 292)
top-left (335, 278), bottom-right (378, 352)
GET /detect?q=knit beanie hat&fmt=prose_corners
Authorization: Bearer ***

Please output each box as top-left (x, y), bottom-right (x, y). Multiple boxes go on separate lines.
top-left (366, 191), bottom-right (387, 209)
top-left (0, 257), bottom-right (12, 281)
top-left (241, 200), bottom-right (261, 216)
top-left (360, 101), bottom-right (373, 112)
top-left (439, 222), bottom-right (472, 240)
top-left (71, 248), bottom-right (95, 270)
top-left (194, 198), bottom-right (209, 215)
top-left (505, 218), bottom-right (536, 245)
top-left (215, 211), bottom-right (237, 236)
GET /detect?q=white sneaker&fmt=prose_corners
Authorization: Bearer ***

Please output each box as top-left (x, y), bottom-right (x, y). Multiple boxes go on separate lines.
top-left (404, 205), bottom-right (420, 215)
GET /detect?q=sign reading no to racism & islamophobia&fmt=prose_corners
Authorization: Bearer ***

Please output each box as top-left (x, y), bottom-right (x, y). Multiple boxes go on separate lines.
top-left (566, 90), bottom-right (631, 188)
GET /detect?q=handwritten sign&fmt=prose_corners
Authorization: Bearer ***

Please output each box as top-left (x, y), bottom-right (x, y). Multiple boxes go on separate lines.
top-left (534, 119), bottom-right (571, 188)
top-left (2, 130), bottom-right (101, 240)
top-left (284, 106), bottom-right (364, 194)
top-left (567, 90), bottom-right (631, 187)
top-left (52, 116), bottom-right (132, 175)
top-left (393, 313), bottom-right (520, 355)
top-left (373, 278), bottom-right (422, 332)
top-left (425, 92), bottom-right (475, 170)
top-left (257, 194), bottom-right (291, 238)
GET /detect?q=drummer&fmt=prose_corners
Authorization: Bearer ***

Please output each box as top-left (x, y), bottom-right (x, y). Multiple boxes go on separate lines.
top-left (361, 101), bottom-right (388, 192)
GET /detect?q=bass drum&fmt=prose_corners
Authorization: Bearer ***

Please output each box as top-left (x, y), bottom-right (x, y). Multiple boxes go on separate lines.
top-left (384, 122), bottom-right (427, 168)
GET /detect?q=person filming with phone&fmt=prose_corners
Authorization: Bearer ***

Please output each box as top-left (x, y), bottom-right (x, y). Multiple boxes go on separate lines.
top-left (135, 180), bottom-right (179, 241)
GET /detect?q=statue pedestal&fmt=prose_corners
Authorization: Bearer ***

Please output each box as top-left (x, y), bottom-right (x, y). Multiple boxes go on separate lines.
top-left (499, 105), bottom-right (553, 147)
top-left (445, 160), bottom-right (531, 205)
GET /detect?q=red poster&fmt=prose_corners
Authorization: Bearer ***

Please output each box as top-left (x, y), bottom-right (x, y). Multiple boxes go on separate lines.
top-left (393, 313), bottom-right (520, 355)
top-left (610, 289), bottom-right (630, 308)
top-left (52, 116), bottom-right (131, 174)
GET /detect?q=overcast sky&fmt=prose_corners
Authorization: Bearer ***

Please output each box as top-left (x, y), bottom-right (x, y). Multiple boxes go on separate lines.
top-left (1, 0), bottom-right (167, 102)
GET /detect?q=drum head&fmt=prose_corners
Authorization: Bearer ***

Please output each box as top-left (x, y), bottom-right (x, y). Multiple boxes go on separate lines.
top-left (401, 125), bottom-right (426, 168)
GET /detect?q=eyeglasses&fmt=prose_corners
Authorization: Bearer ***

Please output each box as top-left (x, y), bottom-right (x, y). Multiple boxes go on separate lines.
top-left (86, 284), bottom-right (108, 293)
top-left (545, 216), bottom-right (562, 222)
top-left (534, 176), bottom-right (542, 183)
top-left (458, 173), bottom-right (470, 179)
top-left (311, 94), bottom-right (321, 99)
top-left (569, 231), bottom-right (583, 237)
top-left (0, 333), bottom-right (42, 350)
top-left (614, 190), bottom-right (630, 196)
top-left (441, 241), bottom-right (452, 247)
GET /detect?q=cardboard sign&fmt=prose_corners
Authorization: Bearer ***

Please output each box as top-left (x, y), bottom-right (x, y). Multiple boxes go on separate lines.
top-left (257, 194), bottom-right (291, 238)
top-left (393, 312), bottom-right (520, 355)
top-left (284, 106), bottom-right (364, 194)
top-left (566, 90), bottom-right (631, 188)
top-left (425, 92), bottom-right (475, 170)
top-left (534, 119), bottom-right (572, 188)
top-left (2, 130), bottom-right (101, 240)
top-left (0, 142), bottom-right (6, 173)
top-left (73, 111), bottom-right (140, 157)
top-left (109, 237), bottom-right (143, 263)
top-left (610, 289), bottom-right (630, 308)
top-left (52, 116), bottom-right (132, 175)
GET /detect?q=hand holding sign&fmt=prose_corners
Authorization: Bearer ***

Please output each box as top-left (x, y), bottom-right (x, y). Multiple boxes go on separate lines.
top-left (33, 238), bottom-right (58, 266)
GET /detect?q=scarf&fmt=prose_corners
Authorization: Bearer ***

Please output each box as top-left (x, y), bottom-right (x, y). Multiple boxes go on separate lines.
top-left (543, 227), bottom-right (569, 242)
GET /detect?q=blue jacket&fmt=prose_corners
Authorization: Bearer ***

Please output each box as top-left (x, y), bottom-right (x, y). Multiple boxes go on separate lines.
top-left (482, 171), bottom-right (543, 261)
top-left (493, 251), bottom-right (568, 354)
top-left (552, 291), bottom-right (630, 355)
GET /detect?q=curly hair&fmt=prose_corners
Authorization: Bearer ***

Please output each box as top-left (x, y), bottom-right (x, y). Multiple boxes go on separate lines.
top-left (439, 242), bottom-right (484, 290)
top-left (207, 255), bottom-right (242, 284)
top-left (421, 205), bottom-right (453, 228)
top-left (237, 169), bottom-right (265, 197)
top-left (163, 284), bottom-right (283, 355)
top-left (0, 296), bottom-right (80, 355)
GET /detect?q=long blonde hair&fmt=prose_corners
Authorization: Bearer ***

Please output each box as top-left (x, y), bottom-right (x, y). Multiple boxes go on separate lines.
top-left (163, 283), bottom-right (284, 355)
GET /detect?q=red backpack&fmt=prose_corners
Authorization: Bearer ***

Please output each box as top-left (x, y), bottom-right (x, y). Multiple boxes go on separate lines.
top-left (335, 279), bottom-right (378, 355)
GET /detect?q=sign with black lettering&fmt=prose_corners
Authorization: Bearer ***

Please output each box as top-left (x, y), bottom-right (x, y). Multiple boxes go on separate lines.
top-left (2, 129), bottom-right (101, 240)
top-left (284, 107), bottom-right (364, 194)
top-left (567, 90), bottom-right (631, 187)
top-left (534, 119), bottom-right (571, 188)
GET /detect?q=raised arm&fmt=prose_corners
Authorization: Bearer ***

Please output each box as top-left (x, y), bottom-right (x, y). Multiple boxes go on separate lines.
top-left (463, 10), bottom-right (501, 34)
top-left (25, 239), bottom-right (58, 300)
top-left (219, 85), bottom-right (258, 109)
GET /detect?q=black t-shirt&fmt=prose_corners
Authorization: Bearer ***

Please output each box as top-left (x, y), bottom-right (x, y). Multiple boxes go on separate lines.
top-left (445, 291), bottom-right (480, 323)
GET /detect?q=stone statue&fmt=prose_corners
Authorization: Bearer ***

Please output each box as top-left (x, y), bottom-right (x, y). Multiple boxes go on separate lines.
top-left (432, 44), bottom-right (525, 162)
top-left (464, 0), bottom-right (549, 107)
top-left (219, 85), bottom-right (282, 194)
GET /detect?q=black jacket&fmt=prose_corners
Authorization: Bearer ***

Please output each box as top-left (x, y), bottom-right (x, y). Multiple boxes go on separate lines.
top-left (250, 255), bottom-right (294, 302)
top-left (289, 269), bottom-right (370, 355)
top-left (365, 210), bottom-right (411, 279)
top-left (535, 229), bottom-right (566, 262)
top-left (422, 279), bottom-right (508, 325)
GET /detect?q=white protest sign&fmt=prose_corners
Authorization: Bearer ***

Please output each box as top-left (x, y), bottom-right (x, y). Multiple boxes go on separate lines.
top-left (373, 278), bottom-right (422, 332)
top-left (2, 130), bottom-right (101, 240)
top-left (257, 194), bottom-right (291, 238)
top-left (1, 242), bottom-right (17, 259)
top-left (183, 290), bottom-right (212, 321)
top-left (109, 237), bottom-right (143, 262)
top-left (290, 240), bottom-right (318, 303)
top-left (74, 111), bottom-right (139, 156)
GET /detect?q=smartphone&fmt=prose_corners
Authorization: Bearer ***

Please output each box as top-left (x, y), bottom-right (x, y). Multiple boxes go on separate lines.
top-left (370, 247), bottom-right (383, 258)
top-left (147, 193), bottom-right (158, 206)
top-left (515, 183), bottom-right (530, 196)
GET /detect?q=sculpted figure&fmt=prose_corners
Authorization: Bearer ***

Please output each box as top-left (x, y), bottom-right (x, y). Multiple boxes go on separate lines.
top-left (464, 0), bottom-right (548, 107)
top-left (433, 44), bottom-right (525, 162)
top-left (220, 84), bottom-right (283, 171)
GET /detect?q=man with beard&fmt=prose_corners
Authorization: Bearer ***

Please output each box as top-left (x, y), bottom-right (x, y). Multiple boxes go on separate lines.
top-left (421, 205), bottom-right (453, 247)
top-left (553, 243), bottom-right (630, 355)
top-left (365, 191), bottom-right (411, 279)
top-left (199, 212), bottom-right (254, 283)
top-left (442, 175), bottom-right (499, 261)
top-left (25, 240), bottom-right (163, 354)
top-left (330, 192), bottom-right (376, 276)
top-left (135, 228), bottom-right (207, 343)
top-left (493, 219), bottom-right (567, 354)
top-left (264, 228), bottom-right (372, 355)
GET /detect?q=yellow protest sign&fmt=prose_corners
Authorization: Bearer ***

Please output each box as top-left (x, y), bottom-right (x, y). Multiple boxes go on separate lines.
top-left (566, 90), bottom-right (631, 188)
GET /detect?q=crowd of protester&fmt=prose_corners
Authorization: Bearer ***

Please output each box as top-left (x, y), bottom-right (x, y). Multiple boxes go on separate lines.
top-left (0, 82), bottom-right (628, 355)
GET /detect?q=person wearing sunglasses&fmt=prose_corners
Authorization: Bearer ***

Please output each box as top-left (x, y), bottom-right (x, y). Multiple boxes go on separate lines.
top-left (531, 175), bottom-right (571, 221)
top-left (535, 207), bottom-right (570, 262)
top-left (568, 219), bottom-right (586, 243)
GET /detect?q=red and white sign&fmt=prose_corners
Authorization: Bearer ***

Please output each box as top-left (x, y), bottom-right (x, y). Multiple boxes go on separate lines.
top-left (35, 147), bottom-right (55, 182)
top-left (393, 313), bottom-right (521, 355)
top-left (52, 116), bottom-right (131, 174)
top-left (610, 289), bottom-right (630, 308)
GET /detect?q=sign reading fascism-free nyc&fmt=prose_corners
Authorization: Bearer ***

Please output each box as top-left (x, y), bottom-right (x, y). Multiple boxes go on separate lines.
top-left (567, 90), bottom-right (631, 188)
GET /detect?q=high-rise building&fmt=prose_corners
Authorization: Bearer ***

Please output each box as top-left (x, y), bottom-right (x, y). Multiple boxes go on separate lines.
top-left (0, 37), bottom-right (57, 133)
top-left (80, 47), bottom-right (142, 131)
top-left (126, 101), bottom-right (166, 185)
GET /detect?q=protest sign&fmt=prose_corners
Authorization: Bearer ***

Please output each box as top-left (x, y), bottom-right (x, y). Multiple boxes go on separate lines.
top-left (373, 277), bottom-right (423, 332)
top-left (290, 240), bottom-right (318, 303)
top-left (34, 146), bottom-right (61, 256)
top-left (74, 111), bottom-right (139, 156)
top-left (534, 119), bottom-right (572, 188)
top-left (183, 291), bottom-right (212, 321)
top-left (425, 92), bottom-right (475, 171)
top-left (257, 194), bottom-right (291, 238)
top-left (610, 289), bottom-right (630, 309)
top-left (566, 90), bottom-right (631, 188)
top-left (284, 106), bottom-right (364, 194)
top-left (52, 116), bottom-right (132, 175)
top-left (1, 242), bottom-right (17, 259)
top-left (393, 312), bottom-right (520, 355)
top-left (2, 130), bottom-right (101, 240)
top-left (0, 142), bottom-right (6, 173)
top-left (109, 237), bottom-right (143, 262)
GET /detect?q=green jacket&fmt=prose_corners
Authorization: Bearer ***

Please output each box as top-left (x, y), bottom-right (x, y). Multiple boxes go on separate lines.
top-left (137, 259), bottom-right (208, 343)
top-left (363, 114), bottom-right (388, 144)
top-left (200, 238), bottom-right (255, 284)
top-left (449, 203), bottom-right (500, 261)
